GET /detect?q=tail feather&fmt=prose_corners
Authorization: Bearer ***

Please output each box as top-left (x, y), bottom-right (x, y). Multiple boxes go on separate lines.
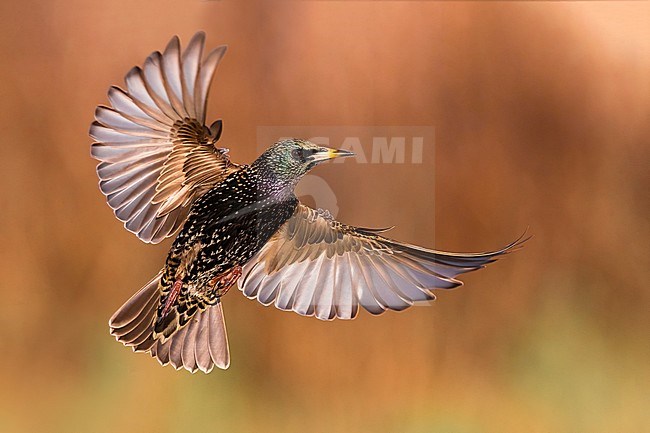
top-left (133, 333), bottom-right (157, 352)
top-left (109, 272), bottom-right (161, 329)
top-left (116, 294), bottom-right (158, 336)
top-left (181, 315), bottom-right (201, 371)
top-left (195, 314), bottom-right (213, 372)
top-left (208, 305), bottom-right (230, 369)
top-left (109, 272), bottom-right (230, 373)
top-left (150, 338), bottom-right (171, 364)
top-left (168, 324), bottom-right (190, 370)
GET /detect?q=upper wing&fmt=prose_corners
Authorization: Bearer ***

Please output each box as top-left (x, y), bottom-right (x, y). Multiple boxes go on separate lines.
top-left (90, 32), bottom-right (238, 243)
top-left (240, 204), bottom-right (527, 320)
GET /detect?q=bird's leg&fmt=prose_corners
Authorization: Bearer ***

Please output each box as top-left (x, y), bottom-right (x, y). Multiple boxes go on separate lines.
top-left (208, 265), bottom-right (242, 297)
top-left (159, 242), bottom-right (203, 319)
top-left (160, 279), bottom-right (182, 320)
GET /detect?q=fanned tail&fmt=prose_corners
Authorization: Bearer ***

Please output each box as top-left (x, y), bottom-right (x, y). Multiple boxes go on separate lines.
top-left (108, 273), bottom-right (230, 373)
top-left (109, 272), bottom-right (161, 352)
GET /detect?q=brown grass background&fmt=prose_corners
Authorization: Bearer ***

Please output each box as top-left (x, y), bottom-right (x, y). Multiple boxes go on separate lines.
top-left (0, 1), bottom-right (648, 432)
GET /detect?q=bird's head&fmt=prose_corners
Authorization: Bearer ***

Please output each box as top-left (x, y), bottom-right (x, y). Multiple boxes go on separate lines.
top-left (255, 138), bottom-right (354, 188)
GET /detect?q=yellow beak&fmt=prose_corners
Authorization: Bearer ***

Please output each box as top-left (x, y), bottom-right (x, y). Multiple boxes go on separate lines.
top-left (310, 147), bottom-right (355, 162)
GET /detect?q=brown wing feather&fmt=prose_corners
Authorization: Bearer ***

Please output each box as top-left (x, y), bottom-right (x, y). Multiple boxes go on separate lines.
top-left (240, 204), bottom-right (527, 320)
top-left (90, 32), bottom-right (238, 244)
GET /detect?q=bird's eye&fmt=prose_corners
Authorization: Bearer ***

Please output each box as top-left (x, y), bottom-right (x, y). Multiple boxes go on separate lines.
top-left (291, 149), bottom-right (304, 161)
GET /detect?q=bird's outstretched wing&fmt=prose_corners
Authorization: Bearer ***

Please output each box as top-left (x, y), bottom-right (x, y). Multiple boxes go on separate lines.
top-left (90, 32), bottom-right (238, 243)
top-left (240, 204), bottom-right (527, 320)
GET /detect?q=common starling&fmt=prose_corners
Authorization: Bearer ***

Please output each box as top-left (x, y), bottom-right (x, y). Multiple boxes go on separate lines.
top-left (90, 32), bottom-right (526, 373)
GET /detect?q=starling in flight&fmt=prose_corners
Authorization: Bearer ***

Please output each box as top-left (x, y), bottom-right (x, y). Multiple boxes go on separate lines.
top-left (90, 32), bottom-right (526, 373)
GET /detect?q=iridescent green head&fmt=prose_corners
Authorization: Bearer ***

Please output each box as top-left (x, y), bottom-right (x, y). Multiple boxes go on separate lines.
top-left (254, 139), bottom-right (354, 193)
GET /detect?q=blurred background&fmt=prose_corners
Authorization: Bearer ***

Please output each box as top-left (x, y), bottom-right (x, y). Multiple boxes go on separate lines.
top-left (0, 1), bottom-right (648, 432)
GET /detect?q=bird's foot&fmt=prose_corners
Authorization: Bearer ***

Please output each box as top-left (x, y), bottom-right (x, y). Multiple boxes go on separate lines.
top-left (209, 265), bottom-right (242, 297)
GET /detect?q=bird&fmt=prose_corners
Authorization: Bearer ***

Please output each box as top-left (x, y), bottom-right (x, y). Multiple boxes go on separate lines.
top-left (90, 31), bottom-right (527, 374)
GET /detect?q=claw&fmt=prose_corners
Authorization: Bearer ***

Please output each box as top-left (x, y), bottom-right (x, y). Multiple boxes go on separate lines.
top-left (209, 265), bottom-right (242, 297)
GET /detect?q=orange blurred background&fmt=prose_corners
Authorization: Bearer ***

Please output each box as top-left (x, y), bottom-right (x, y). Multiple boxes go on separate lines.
top-left (0, 2), bottom-right (648, 432)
